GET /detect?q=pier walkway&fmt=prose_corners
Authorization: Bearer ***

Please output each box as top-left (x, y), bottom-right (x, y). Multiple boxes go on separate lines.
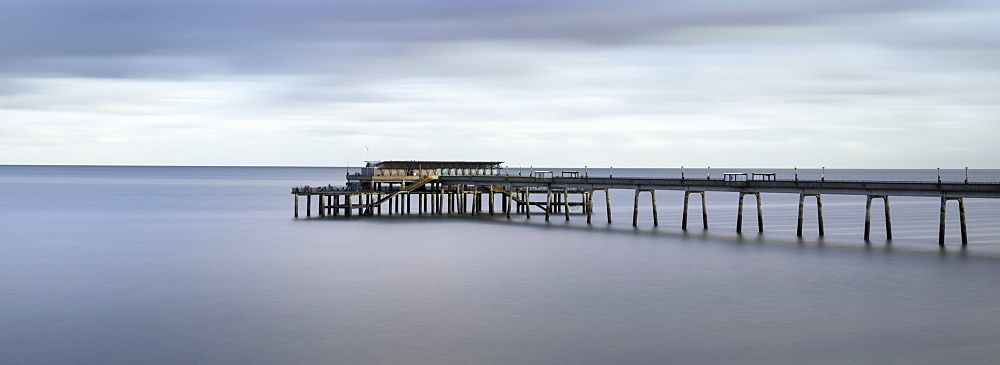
top-left (293, 165), bottom-right (1000, 246)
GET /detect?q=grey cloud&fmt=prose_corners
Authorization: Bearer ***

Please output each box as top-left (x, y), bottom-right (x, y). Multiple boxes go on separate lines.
top-left (2, 0), bottom-right (998, 167)
top-left (0, 0), bottom-right (973, 78)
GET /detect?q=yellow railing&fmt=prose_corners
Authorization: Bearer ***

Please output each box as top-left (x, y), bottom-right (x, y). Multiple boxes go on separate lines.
top-left (402, 175), bottom-right (437, 191)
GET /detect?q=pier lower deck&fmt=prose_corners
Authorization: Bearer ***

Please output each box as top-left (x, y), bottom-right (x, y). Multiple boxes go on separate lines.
top-left (294, 175), bottom-right (1000, 246)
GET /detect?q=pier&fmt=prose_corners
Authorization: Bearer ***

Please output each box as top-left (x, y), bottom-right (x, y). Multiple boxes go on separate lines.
top-left (293, 161), bottom-right (1000, 246)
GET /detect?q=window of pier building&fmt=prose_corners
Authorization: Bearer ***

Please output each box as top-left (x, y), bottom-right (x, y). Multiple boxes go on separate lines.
top-left (367, 161), bottom-right (502, 176)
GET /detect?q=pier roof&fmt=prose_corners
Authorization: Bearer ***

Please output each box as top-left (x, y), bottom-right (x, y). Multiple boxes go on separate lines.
top-left (371, 161), bottom-right (503, 169)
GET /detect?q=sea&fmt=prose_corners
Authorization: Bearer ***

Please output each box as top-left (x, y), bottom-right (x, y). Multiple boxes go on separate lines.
top-left (2, 165), bottom-right (1000, 364)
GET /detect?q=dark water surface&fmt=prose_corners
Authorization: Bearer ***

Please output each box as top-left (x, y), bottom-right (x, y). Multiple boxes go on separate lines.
top-left (2, 166), bottom-right (1000, 364)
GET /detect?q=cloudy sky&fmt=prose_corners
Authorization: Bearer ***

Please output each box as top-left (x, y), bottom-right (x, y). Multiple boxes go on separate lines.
top-left (2, 0), bottom-right (998, 167)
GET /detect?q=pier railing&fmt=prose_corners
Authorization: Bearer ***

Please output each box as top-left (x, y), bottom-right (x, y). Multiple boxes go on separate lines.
top-left (433, 176), bottom-right (1000, 198)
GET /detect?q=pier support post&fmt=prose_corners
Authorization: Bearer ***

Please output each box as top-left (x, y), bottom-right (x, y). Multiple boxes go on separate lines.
top-left (501, 188), bottom-right (508, 214)
top-left (939, 197), bottom-right (969, 246)
top-left (346, 195), bottom-right (352, 217)
top-left (632, 190), bottom-right (659, 227)
top-left (651, 190), bottom-right (658, 226)
top-left (797, 194), bottom-right (824, 237)
top-left (545, 187), bottom-right (553, 221)
top-left (737, 192), bottom-right (763, 233)
top-left (516, 189), bottom-right (521, 213)
top-left (471, 187), bottom-right (477, 217)
top-left (603, 189), bottom-right (612, 223)
top-left (564, 188), bottom-right (571, 221)
top-left (586, 191), bottom-right (593, 224)
top-left (864, 195), bottom-right (892, 241)
top-left (490, 187), bottom-right (496, 216)
top-left (506, 188), bottom-right (514, 219)
top-left (364, 194), bottom-right (370, 216)
top-left (333, 195), bottom-right (339, 216)
top-left (470, 191), bottom-right (476, 215)
top-left (960, 198), bottom-right (968, 245)
top-left (633, 190), bottom-right (640, 226)
top-left (294, 194), bottom-right (299, 218)
top-left (525, 187), bottom-right (531, 219)
top-left (756, 193), bottom-right (763, 232)
top-left (319, 195), bottom-right (325, 217)
top-left (306, 195), bottom-right (312, 217)
top-left (682, 191), bottom-right (707, 230)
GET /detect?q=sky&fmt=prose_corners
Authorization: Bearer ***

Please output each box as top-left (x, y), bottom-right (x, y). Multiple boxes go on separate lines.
top-left (2, 0), bottom-right (998, 168)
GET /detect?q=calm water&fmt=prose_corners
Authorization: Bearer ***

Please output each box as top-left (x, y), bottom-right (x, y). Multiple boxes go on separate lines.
top-left (2, 165), bottom-right (1000, 364)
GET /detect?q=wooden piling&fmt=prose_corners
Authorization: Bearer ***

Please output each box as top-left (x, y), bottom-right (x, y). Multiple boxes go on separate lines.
top-left (563, 188), bottom-right (570, 221)
top-left (525, 187), bottom-right (531, 218)
top-left (319, 195), bottom-right (325, 217)
top-left (682, 191), bottom-right (707, 230)
top-left (817, 195), bottom-right (824, 236)
top-left (959, 198), bottom-right (968, 245)
top-left (756, 193), bottom-right (764, 233)
top-left (586, 190), bottom-right (593, 224)
top-left (940, 197), bottom-right (969, 246)
top-left (651, 190), bottom-right (658, 226)
top-left (345, 195), bottom-right (352, 217)
top-left (864, 195), bottom-right (892, 241)
top-left (797, 194), bottom-right (824, 237)
top-left (633, 190), bottom-right (640, 227)
top-left (545, 187), bottom-right (552, 221)
top-left (471, 188), bottom-right (477, 217)
top-left (737, 193), bottom-right (745, 233)
top-left (737, 192), bottom-right (762, 233)
top-left (506, 188), bottom-right (514, 219)
top-left (632, 190), bottom-right (658, 227)
top-left (489, 187), bottom-right (495, 216)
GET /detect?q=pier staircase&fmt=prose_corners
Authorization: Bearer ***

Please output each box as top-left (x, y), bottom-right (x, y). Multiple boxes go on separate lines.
top-left (403, 175), bottom-right (437, 192)
top-left (365, 175), bottom-right (439, 212)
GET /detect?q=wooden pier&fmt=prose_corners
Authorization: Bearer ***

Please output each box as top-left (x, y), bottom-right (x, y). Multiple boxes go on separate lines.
top-left (293, 162), bottom-right (1000, 246)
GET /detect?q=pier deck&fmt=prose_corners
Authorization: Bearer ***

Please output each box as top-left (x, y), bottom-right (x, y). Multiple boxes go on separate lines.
top-left (294, 169), bottom-right (1000, 246)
